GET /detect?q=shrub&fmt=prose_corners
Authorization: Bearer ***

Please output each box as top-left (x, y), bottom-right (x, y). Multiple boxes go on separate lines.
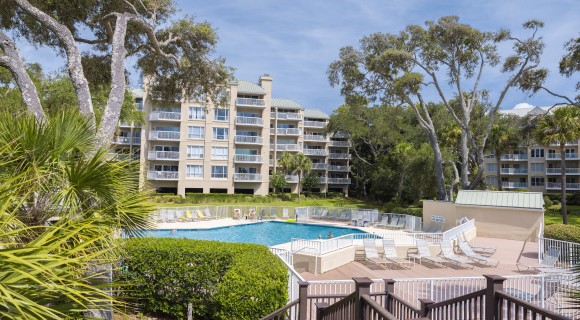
top-left (543, 196), bottom-right (553, 207)
top-left (544, 224), bottom-right (580, 243)
top-left (116, 238), bottom-right (288, 320)
top-left (391, 207), bottom-right (423, 217)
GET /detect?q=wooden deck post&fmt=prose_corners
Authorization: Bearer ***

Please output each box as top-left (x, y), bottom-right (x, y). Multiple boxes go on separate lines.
top-left (298, 281), bottom-right (309, 320)
top-left (315, 302), bottom-right (329, 320)
top-left (418, 298), bottom-right (435, 317)
top-left (384, 279), bottom-right (395, 312)
top-left (484, 275), bottom-right (506, 320)
top-left (354, 277), bottom-right (374, 320)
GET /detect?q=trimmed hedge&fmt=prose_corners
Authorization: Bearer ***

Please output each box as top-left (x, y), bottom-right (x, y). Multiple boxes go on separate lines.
top-left (391, 207), bottom-right (423, 217)
top-left (115, 238), bottom-right (288, 319)
top-left (544, 192), bottom-right (580, 206)
top-left (544, 224), bottom-right (580, 243)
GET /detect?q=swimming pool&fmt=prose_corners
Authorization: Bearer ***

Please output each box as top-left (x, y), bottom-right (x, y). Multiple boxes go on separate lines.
top-left (145, 221), bottom-right (367, 246)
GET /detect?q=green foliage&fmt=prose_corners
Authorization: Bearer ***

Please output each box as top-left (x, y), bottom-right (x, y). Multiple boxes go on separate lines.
top-left (544, 196), bottom-right (553, 207)
top-left (269, 172), bottom-right (288, 193)
top-left (544, 224), bottom-right (580, 243)
top-left (302, 171), bottom-right (321, 193)
top-left (391, 207), bottom-right (423, 217)
top-left (116, 238), bottom-right (288, 320)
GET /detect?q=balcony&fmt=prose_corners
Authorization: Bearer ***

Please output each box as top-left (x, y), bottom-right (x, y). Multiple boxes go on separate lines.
top-left (546, 153), bottom-right (580, 160)
top-left (285, 175), bottom-right (299, 183)
top-left (147, 171), bottom-right (179, 180)
top-left (328, 153), bottom-right (352, 160)
top-left (234, 136), bottom-right (264, 145)
top-left (318, 177), bottom-right (328, 184)
top-left (271, 144), bottom-right (302, 152)
top-left (328, 140), bottom-right (351, 147)
top-left (546, 168), bottom-right (580, 175)
top-left (149, 111), bottom-right (181, 122)
top-left (148, 151), bottom-right (180, 161)
top-left (236, 97), bottom-right (266, 108)
top-left (272, 128), bottom-right (302, 136)
top-left (270, 112), bottom-right (302, 120)
top-left (233, 173), bottom-right (262, 182)
top-left (549, 141), bottom-right (577, 146)
top-left (115, 136), bottom-right (141, 145)
top-left (149, 131), bottom-right (180, 141)
top-left (500, 154), bottom-right (528, 161)
top-left (500, 168), bottom-right (528, 175)
top-left (107, 152), bottom-right (139, 161)
top-left (304, 149), bottom-right (328, 156)
top-left (234, 154), bottom-right (263, 163)
top-left (328, 178), bottom-right (351, 184)
top-left (119, 122), bottom-right (141, 128)
top-left (235, 116), bottom-right (264, 127)
top-left (312, 163), bottom-right (327, 170)
top-left (327, 165), bottom-right (350, 172)
top-left (304, 121), bottom-right (326, 128)
top-left (546, 182), bottom-right (580, 190)
top-left (304, 135), bottom-right (328, 142)
top-left (501, 182), bottom-right (528, 189)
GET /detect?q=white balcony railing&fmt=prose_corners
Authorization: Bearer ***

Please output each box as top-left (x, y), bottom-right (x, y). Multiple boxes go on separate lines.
top-left (149, 131), bottom-right (180, 141)
top-left (149, 111), bottom-right (181, 121)
top-left (285, 175), bottom-right (299, 183)
top-left (115, 136), bottom-right (141, 145)
top-left (303, 149), bottom-right (328, 156)
top-left (327, 178), bottom-right (351, 184)
top-left (546, 153), bottom-right (579, 160)
top-left (303, 121), bottom-right (326, 128)
top-left (312, 163), bottom-right (327, 170)
top-left (233, 173), bottom-right (263, 182)
top-left (328, 153), bottom-right (351, 160)
top-left (304, 135), bottom-right (328, 142)
top-left (547, 182), bottom-right (580, 190)
top-left (500, 154), bottom-right (528, 161)
top-left (318, 177), bottom-right (328, 184)
top-left (235, 116), bottom-right (264, 126)
top-left (234, 136), bottom-right (263, 144)
top-left (327, 165), bottom-right (350, 172)
top-left (549, 141), bottom-right (577, 146)
top-left (233, 154), bottom-right (263, 163)
top-left (273, 128), bottom-right (302, 136)
top-left (546, 168), bottom-right (580, 175)
top-left (271, 144), bottom-right (302, 152)
top-left (236, 98), bottom-right (266, 107)
top-left (500, 168), bottom-right (528, 175)
top-left (501, 182), bottom-right (528, 188)
top-left (148, 151), bottom-right (180, 161)
top-left (270, 112), bottom-right (303, 120)
top-left (147, 171), bottom-right (179, 180)
top-left (328, 140), bottom-right (351, 147)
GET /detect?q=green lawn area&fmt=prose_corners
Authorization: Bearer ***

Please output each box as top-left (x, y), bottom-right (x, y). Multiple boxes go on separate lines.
top-left (545, 205), bottom-right (580, 226)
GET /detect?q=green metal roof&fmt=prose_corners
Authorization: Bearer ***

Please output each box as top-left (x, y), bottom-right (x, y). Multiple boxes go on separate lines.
top-left (455, 190), bottom-right (544, 210)
top-left (235, 80), bottom-right (266, 95)
top-left (271, 98), bottom-right (303, 110)
top-left (304, 109), bottom-right (330, 120)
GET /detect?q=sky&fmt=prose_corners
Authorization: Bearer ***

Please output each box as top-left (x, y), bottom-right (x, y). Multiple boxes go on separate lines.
top-left (15, 0), bottom-right (580, 115)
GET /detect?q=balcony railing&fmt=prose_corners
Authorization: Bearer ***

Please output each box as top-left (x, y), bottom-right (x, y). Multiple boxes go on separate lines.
top-left (148, 151), bottom-right (180, 161)
top-left (328, 140), bottom-right (351, 147)
top-left (233, 154), bottom-right (263, 163)
top-left (318, 177), bottom-right (328, 184)
top-left (500, 154), bottom-right (528, 161)
top-left (271, 144), bottom-right (302, 152)
top-left (327, 165), bottom-right (350, 172)
top-left (115, 136), bottom-right (141, 145)
top-left (235, 116), bottom-right (264, 126)
top-left (312, 163), bottom-right (327, 170)
top-left (149, 131), bottom-right (180, 141)
top-left (304, 149), bottom-right (328, 156)
top-left (546, 168), bottom-right (580, 175)
top-left (304, 121), bottom-right (326, 128)
top-left (272, 128), bottom-right (302, 136)
top-left (147, 171), bottom-right (179, 180)
top-left (149, 111), bottom-right (181, 121)
top-left (546, 153), bottom-right (579, 160)
top-left (549, 141), bottom-right (577, 146)
top-left (501, 182), bottom-right (528, 188)
top-left (500, 168), bottom-right (528, 174)
top-left (233, 173), bottom-right (262, 182)
top-left (327, 178), bottom-right (351, 184)
top-left (270, 112), bottom-right (302, 120)
top-left (304, 135), bottom-right (328, 142)
top-left (285, 175), bottom-right (299, 183)
top-left (236, 97), bottom-right (265, 107)
top-left (234, 136), bottom-right (263, 144)
top-left (328, 153), bottom-right (351, 160)
top-left (547, 182), bottom-right (580, 190)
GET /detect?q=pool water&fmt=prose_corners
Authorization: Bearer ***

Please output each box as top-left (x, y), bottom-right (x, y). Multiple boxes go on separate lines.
top-left (145, 221), bottom-right (367, 246)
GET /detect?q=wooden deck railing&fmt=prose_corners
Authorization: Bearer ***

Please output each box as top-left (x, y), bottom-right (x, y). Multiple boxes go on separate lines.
top-left (425, 289), bottom-right (485, 319)
top-left (259, 299), bottom-right (299, 320)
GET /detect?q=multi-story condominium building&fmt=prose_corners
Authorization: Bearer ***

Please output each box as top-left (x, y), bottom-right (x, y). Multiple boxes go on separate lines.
top-left (483, 103), bottom-right (578, 193)
top-left (117, 75), bottom-right (351, 196)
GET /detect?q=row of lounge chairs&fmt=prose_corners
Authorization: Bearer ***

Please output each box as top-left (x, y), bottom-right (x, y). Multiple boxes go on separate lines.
top-left (158, 208), bottom-right (218, 222)
top-left (375, 214), bottom-right (407, 230)
top-left (311, 209), bottom-right (353, 221)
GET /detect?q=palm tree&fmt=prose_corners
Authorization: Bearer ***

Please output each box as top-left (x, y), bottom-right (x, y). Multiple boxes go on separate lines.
top-left (534, 106), bottom-right (580, 224)
top-left (487, 114), bottom-right (521, 190)
top-left (292, 153), bottom-right (313, 204)
top-left (277, 152), bottom-right (295, 175)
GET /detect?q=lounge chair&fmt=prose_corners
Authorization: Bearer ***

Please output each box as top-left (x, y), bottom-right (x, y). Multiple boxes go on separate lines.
top-left (233, 208), bottom-right (241, 219)
top-left (363, 239), bottom-right (390, 268)
top-left (318, 209), bottom-right (328, 220)
top-left (282, 208), bottom-right (289, 219)
top-left (439, 240), bottom-right (474, 269)
top-left (504, 278), bottom-right (561, 306)
top-left (517, 247), bottom-right (561, 272)
top-left (376, 217), bottom-right (390, 228)
top-left (328, 209), bottom-right (339, 220)
top-left (269, 207), bottom-right (278, 219)
top-left (196, 210), bottom-right (207, 220)
top-left (185, 210), bottom-right (197, 221)
top-left (457, 233), bottom-right (496, 256)
top-left (204, 207), bottom-right (217, 220)
top-left (385, 215), bottom-right (399, 229)
top-left (457, 238), bottom-right (500, 266)
top-left (338, 209), bottom-right (349, 221)
top-left (381, 239), bottom-right (413, 269)
top-left (395, 217), bottom-right (406, 229)
top-left (407, 239), bottom-right (449, 267)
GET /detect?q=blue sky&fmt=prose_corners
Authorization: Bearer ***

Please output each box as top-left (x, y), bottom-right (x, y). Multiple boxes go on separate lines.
top-left (16, 0), bottom-right (580, 115)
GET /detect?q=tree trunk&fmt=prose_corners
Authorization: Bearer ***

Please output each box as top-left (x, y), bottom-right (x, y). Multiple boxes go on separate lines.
top-left (460, 129), bottom-right (470, 188)
top-left (297, 174), bottom-right (301, 204)
top-left (560, 143), bottom-right (569, 224)
top-left (396, 170), bottom-right (405, 201)
top-left (0, 32), bottom-right (46, 122)
top-left (429, 135), bottom-right (447, 201)
top-left (496, 151), bottom-right (502, 191)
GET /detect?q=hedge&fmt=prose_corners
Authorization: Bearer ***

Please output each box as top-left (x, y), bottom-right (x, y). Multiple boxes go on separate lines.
top-left (544, 224), bottom-right (580, 243)
top-left (115, 238), bottom-right (288, 319)
top-left (544, 192), bottom-right (580, 206)
top-left (391, 207), bottom-right (423, 217)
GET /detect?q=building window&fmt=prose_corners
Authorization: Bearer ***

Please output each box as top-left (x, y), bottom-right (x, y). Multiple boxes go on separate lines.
top-left (189, 106), bottom-right (205, 120)
top-left (187, 145), bottom-right (204, 159)
top-left (531, 177), bottom-right (545, 186)
top-left (188, 126), bottom-right (204, 139)
top-left (213, 127), bottom-right (229, 140)
top-left (186, 165), bottom-right (203, 178)
top-left (211, 147), bottom-right (229, 160)
top-left (485, 176), bottom-right (498, 186)
top-left (530, 163), bottom-right (544, 172)
top-left (531, 149), bottom-right (544, 158)
top-left (485, 163), bottom-right (496, 172)
top-left (211, 166), bottom-right (228, 179)
top-left (214, 108), bottom-right (229, 121)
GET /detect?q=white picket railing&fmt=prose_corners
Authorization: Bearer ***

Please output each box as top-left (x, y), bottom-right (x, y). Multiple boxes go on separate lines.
top-left (442, 218), bottom-right (476, 241)
top-left (538, 236), bottom-right (580, 266)
top-left (270, 249), bottom-right (304, 303)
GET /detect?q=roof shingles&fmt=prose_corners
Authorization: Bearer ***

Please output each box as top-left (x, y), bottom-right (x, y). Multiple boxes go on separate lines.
top-left (455, 190), bottom-right (544, 210)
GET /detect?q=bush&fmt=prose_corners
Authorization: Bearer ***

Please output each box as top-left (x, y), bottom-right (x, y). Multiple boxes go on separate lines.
top-left (116, 238), bottom-right (288, 319)
top-left (391, 207), bottom-right (423, 217)
top-left (544, 224), bottom-right (580, 243)
top-left (543, 196), bottom-right (553, 207)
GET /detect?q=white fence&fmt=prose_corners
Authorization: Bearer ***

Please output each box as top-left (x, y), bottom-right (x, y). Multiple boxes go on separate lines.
top-left (270, 248), bottom-right (304, 305)
top-left (539, 236), bottom-right (580, 267)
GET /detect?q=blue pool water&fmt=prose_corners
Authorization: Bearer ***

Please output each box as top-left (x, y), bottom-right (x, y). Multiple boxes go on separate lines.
top-left (145, 221), bottom-right (367, 246)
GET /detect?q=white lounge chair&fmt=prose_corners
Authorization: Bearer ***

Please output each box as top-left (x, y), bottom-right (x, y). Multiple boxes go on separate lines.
top-left (375, 217), bottom-right (390, 228)
top-left (382, 239), bottom-right (413, 269)
top-left (517, 247), bottom-right (561, 272)
top-left (457, 239), bottom-right (500, 266)
top-left (457, 233), bottom-right (496, 256)
top-left (439, 240), bottom-right (473, 269)
top-left (363, 239), bottom-right (390, 268)
top-left (407, 239), bottom-right (448, 268)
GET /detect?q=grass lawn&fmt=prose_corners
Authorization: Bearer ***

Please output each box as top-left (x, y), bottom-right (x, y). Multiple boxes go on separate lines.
top-left (545, 204), bottom-right (580, 226)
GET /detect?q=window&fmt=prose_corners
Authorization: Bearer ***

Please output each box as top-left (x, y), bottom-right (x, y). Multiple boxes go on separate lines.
top-left (187, 145), bottom-right (204, 159)
top-left (485, 176), bottom-right (498, 186)
top-left (186, 165), bottom-right (203, 178)
top-left (235, 149), bottom-right (258, 155)
top-left (531, 163), bottom-right (544, 172)
top-left (213, 127), bottom-right (229, 140)
top-left (211, 147), bottom-right (229, 160)
top-left (154, 145), bottom-right (178, 152)
top-left (531, 177), bottom-right (545, 186)
top-left (211, 166), bottom-right (228, 178)
top-left (188, 126), bottom-right (204, 139)
top-left (485, 163), bottom-right (496, 172)
top-left (189, 106), bottom-right (205, 120)
top-left (531, 149), bottom-right (544, 158)
top-left (214, 108), bottom-right (229, 121)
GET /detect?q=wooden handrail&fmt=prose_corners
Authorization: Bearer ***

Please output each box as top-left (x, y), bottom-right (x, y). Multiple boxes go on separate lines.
top-left (361, 294), bottom-right (398, 320)
top-left (386, 292), bottom-right (422, 314)
top-left (259, 299), bottom-right (299, 320)
top-left (496, 291), bottom-right (569, 320)
top-left (427, 289), bottom-right (486, 310)
top-left (316, 291), bottom-right (356, 317)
